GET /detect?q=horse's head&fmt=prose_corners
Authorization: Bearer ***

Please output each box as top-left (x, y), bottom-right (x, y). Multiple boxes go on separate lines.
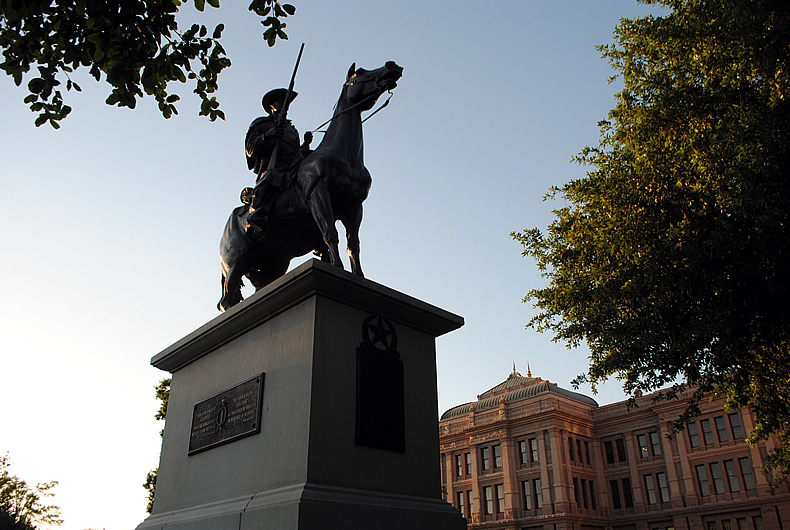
top-left (344, 61), bottom-right (403, 111)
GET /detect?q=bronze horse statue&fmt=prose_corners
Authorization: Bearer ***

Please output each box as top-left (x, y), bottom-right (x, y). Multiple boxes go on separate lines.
top-left (218, 61), bottom-right (403, 311)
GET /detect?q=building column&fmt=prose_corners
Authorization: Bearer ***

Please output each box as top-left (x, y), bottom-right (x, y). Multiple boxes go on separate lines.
top-left (547, 428), bottom-right (569, 514)
top-left (501, 432), bottom-right (518, 518)
top-left (470, 441), bottom-right (482, 525)
top-left (624, 431), bottom-right (645, 513)
top-left (444, 451), bottom-right (456, 506)
top-left (739, 407), bottom-right (772, 491)
top-left (656, 418), bottom-right (685, 509)
top-left (671, 419), bottom-right (699, 507)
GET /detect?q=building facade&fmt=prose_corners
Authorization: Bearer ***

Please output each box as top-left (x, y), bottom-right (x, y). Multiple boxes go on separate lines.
top-left (439, 368), bottom-right (789, 530)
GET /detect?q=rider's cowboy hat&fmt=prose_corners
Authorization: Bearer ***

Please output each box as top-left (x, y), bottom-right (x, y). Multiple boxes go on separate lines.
top-left (262, 88), bottom-right (298, 114)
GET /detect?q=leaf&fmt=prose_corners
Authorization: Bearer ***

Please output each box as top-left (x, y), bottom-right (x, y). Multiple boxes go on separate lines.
top-left (283, 3), bottom-right (295, 15)
top-left (27, 78), bottom-right (44, 94)
top-left (194, 0), bottom-right (205, 11)
top-left (213, 23), bottom-right (225, 39)
top-left (206, 0), bottom-right (220, 7)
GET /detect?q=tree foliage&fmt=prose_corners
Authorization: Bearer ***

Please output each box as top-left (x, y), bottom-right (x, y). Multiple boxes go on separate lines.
top-left (144, 377), bottom-right (170, 515)
top-left (513, 0), bottom-right (790, 484)
top-left (0, 454), bottom-right (62, 529)
top-left (0, 0), bottom-right (296, 128)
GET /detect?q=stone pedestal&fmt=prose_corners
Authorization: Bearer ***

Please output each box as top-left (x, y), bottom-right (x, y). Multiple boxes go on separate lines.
top-left (137, 259), bottom-right (466, 530)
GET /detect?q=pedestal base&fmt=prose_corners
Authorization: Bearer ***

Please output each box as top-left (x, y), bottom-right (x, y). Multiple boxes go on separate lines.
top-left (140, 483), bottom-right (464, 529)
top-left (137, 260), bottom-right (466, 530)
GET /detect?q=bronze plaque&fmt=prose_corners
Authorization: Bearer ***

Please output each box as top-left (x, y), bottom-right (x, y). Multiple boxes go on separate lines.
top-left (188, 374), bottom-right (264, 455)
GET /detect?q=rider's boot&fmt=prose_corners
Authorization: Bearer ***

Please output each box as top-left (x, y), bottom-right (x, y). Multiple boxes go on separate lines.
top-left (245, 182), bottom-right (274, 234)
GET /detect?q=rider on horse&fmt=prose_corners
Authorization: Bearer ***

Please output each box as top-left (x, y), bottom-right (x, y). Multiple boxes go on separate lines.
top-left (245, 88), bottom-right (312, 233)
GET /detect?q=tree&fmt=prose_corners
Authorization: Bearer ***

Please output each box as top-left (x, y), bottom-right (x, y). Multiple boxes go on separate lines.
top-left (0, 0), bottom-right (296, 128)
top-left (0, 454), bottom-right (62, 529)
top-left (513, 0), bottom-right (790, 484)
top-left (144, 378), bottom-right (170, 515)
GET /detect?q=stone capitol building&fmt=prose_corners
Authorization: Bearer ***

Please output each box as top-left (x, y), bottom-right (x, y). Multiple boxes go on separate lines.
top-left (439, 367), bottom-right (790, 530)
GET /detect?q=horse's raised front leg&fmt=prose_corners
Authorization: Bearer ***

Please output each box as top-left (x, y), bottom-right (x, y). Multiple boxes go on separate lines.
top-left (307, 181), bottom-right (343, 268)
top-left (342, 203), bottom-right (364, 277)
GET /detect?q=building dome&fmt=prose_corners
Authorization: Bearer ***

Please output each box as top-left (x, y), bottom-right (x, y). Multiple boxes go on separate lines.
top-left (440, 365), bottom-right (598, 420)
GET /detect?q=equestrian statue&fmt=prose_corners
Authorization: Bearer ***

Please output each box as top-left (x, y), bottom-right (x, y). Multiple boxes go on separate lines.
top-left (218, 59), bottom-right (403, 311)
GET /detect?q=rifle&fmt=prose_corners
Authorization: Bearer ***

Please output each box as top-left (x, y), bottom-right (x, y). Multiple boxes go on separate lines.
top-left (267, 42), bottom-right (305, 172)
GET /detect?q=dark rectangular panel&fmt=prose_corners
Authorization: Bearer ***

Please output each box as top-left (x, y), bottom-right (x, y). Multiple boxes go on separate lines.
top-left (356, 351), bottom-right (405, 452)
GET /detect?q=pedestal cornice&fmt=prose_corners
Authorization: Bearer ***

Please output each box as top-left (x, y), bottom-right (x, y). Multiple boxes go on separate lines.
top-left (152, 259), bottom-right (464, 373)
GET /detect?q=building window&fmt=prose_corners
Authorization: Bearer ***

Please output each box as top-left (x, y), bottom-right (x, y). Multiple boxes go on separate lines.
top-left (710, 462), bottom-right (725, 494)
top-left (696, 464), bottom-right (711, 496)
top-left (639, 431), bottom-right (662, 459)
top-left (495, 483), bottom-right (505, 513)
top-left (481, 447), bottom-right (491, 471)
top-left (522, 480), bottom-right (533, 510)
top-left (714, 416), bottom-right (730, 442)
top-left (616, 438), bottom-right (628, 463)
top-left (706, 521), bottom-right (718, 530)
top-left (577, 439), bottom-right (584, 464)
top-left (657, 472), bottom-right (670, 503)
top-left (644, 474), bottom-right (657, 505)
top-left (609, 480), bottom-right (621, 509)
top-left (483, 485), bottom-right (493, 515)
top-left (650, 431), bottom-right (662, 456)
top-left (701, 419), bottom-right (715, 445)
top-left (457, 491), bottom-right (466, 518)
top-left (722, 520), bottom-right (733, 530)
top-left (455, 452), bottom-right (471, 478)
top-left (584, 441), bottom-right (592, 464)
top-left (573, 477), bottom-right (580, 506)
top-left (638, 434), bottom-right (650, 458)
top-left (737, 518), bottom-right (748, 530)
top-left (608, 477), bottom-right (633, 509)
top-left (739, 457), bottom-right (757, 490)
top-left (518, 438), bottom-right (540, 465)
top-left (621, 477), bottom-right (634, 508)
top-left (688, 422), bottom-right (701, 448)
top-left (604, 441), bottom-right (615, 465)
top-left (729, 413), bottom-right (745, 439)
top-left (752, 516), bottom-right (765, 530)
top-left (604, 438), bottom-right (627, 465)
top-left (519, 440), bottom-right (528, 464)
top-left (523, 479), bottom-right (543, 509)
top-left (569, 437), bottom-right (576, 462)
top-left (581, 478), bottom-right (590, 509)
top-left (588, 480), bottom-right (597, 510)
top-left (724, 460), bottom-right (740, 492)
top-left (493, 444), bottom-right (502, 469)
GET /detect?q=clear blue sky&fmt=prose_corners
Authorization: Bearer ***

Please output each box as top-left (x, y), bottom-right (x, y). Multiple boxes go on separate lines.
top-left (0, 1), bottom-right (665, 528)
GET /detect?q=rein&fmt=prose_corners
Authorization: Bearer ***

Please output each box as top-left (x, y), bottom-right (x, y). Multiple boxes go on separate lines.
top-left (309, 90), bottom-right (394, 135)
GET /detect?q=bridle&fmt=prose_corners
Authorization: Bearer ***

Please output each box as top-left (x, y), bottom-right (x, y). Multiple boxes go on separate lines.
top-left (309, 71), bottom-right (396, 134)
